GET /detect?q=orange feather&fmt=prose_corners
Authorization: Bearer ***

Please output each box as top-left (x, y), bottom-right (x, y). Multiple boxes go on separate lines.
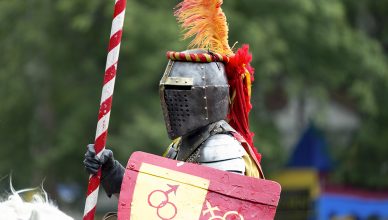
top-left (174, 0), bottom-right (233, 55)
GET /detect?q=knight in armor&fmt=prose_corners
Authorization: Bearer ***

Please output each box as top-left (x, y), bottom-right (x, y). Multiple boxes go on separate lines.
top-left (84, 0), bottom-right (264, 198)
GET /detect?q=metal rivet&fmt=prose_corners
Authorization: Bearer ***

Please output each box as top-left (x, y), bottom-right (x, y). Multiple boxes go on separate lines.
top-left (202, 76), bottom-right (205, 80)
top-left (204, 97), bottom-right (207, 99)
top-left (204, 107), bottom-right (207, 110)
top-left (205, 117), bottom-right (208, 120)
top-left (175, 80), bottom-right (179, 83)
top-left (201, 66), bottom-right (204, 69)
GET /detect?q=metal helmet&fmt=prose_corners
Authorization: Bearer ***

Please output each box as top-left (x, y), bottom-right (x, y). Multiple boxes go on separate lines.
top-left (159, 50), bottom-right (229, 139)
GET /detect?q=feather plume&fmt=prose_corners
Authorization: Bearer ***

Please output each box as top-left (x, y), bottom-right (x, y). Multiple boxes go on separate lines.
top-left (175, 0), bottom-right (233, 55)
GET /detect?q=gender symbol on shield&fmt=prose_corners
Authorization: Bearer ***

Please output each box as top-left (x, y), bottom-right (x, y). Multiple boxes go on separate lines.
top-left (147, 184), bottom-right (179, 220)
top-left (202, 200), bottom-right (244, 220)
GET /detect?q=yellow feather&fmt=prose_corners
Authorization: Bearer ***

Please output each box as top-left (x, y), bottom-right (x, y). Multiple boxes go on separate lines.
top-left (175, 0), bottom-right (233, 55)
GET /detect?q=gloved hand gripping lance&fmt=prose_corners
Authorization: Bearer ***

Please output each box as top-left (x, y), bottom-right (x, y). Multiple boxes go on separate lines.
top-left (84, 144), bottom-right (125, 198)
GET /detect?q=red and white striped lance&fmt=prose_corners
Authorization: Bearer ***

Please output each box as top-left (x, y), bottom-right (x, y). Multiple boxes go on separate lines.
top-left (83, 0), bottom-right (126, 219)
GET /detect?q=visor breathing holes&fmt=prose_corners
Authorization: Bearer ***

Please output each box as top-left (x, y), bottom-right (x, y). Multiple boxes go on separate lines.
top-left (164, 90), bottom-right (190, 130)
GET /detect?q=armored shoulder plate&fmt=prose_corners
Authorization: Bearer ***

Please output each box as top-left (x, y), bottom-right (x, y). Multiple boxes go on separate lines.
top-left (198, 134), bottom-right (246, 174)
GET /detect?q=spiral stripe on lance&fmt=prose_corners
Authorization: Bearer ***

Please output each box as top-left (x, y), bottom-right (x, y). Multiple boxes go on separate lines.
top-left (83, 0), bottom-right (126, 219)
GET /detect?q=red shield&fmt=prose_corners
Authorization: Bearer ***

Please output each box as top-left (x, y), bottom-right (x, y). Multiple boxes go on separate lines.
top-left (118, 152), bottom-right (281, 220)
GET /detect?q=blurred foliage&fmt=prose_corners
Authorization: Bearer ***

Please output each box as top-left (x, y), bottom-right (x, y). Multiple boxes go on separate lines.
top-left (0, 0), bottom-right (387, 207)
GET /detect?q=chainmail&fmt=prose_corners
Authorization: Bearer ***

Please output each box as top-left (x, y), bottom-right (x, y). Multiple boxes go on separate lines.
top-left (185, 146), bottom-right (201, 163)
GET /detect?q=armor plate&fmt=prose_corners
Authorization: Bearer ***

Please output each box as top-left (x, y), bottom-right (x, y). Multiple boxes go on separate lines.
top-left (198, 134), bottom-right (246, 162)
top-left (198, 134), bottom-right (246, 174)
top-left (200, 158), bottom-right (246, 174)
top-left (165, 121), bottom-right (248, 175)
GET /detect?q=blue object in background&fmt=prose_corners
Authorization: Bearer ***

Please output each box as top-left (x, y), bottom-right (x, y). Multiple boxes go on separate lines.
top-left (287, 124), bottom-right (332, 172)
top-left (317, 194), bottom-right (388, 220)
top-left (57, 183), bottom-right (81, 203)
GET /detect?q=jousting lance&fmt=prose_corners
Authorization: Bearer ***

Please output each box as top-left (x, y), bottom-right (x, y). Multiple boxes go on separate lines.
top-left (83, 0), bottom-right (126, 219)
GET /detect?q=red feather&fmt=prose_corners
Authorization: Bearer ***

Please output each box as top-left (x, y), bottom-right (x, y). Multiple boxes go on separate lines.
top-left (226, 45), bottom-right (261, 162)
